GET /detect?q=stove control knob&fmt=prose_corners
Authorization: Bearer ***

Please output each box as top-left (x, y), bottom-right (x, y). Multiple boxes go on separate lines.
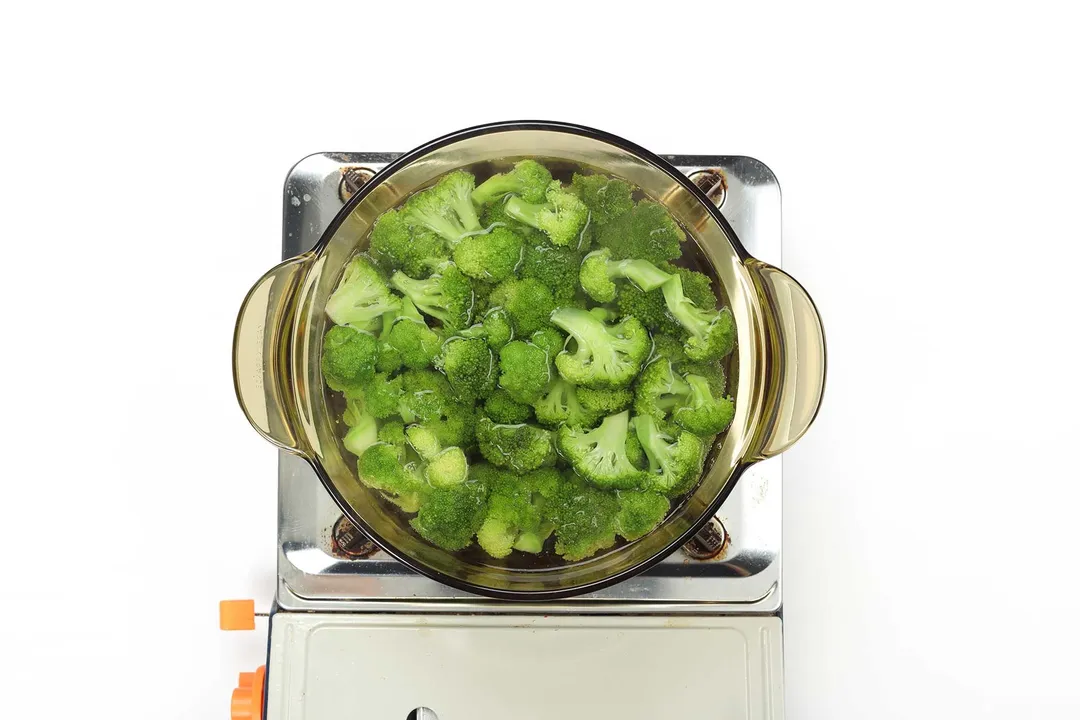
top-left (231, 666), bottom-right (265, 720)
top-left (219, 599), bottom-right (256, 631)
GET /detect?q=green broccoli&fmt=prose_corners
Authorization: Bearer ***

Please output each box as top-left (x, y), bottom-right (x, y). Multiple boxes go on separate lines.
top-left (325, 255), bottom-right (401, 330)
top-left (487, 277), bottom-right (555, 337)
top-left (456, 307), bottom-right (514, 350)
top-left (398, 369), bottom-right (453, 423)
top-left (403, 170), bottom-right (482, 246)
top-left (614, 491), bottom-right (670, 541)
top-left (411, 477), bottom-right (489, 551)
top-left (452, 226), bottom-right (524, 283)
top-left (533, 377), bottom-right (601, 429)
top-left (579, 248), bottom-right (672, 304)
top-left (556, 411), bottom-right (648, 490)
top-left (569, 173), bottom-right (635, 225)
top-left (650, 333), bottom-right (688, 365)
top-left (624, 431), bottom-right (647, 469)
top-left (374, 311), bottom-right (403, 374)
top-left (597, 201), bottom-right (684, 264)
top-left (633, 414), bottom-right (706, 496)
top-left (357, 442), bottom-right (428, 512)
top-left (505, 180), bottom-right (591, 248)
top-left (661, 263), bottom-right (716, 309)
top-left (528, 327), bottom-right (566, 359)
top-left (403, 422), bottom-right (469, 488)
top-left (360, 372), bottom-right (404, 419)
top-left (481, 196), bottom-right (543, 237)
top-left (377, 419), bottom-right (406, 446)
top-left (321, 325), bottom-right (378, 397)
top-left (671, 374), bottom-right (735, 436)
top-left (437, 336), bottom-right (497, 402)
top-left (616, 284), bottom-right (682, 336)
top-left (498, 340), bottom-right (552, 405)
top-left (386, 299), bottom-right (442, 370)
top-left (391, 263), bottom-right (475, 331)
top-left (576, 386), bottom-right (633, 415)
top-left (483, 388), bottom-right (534, 424)
top-left (476, 467), bottom-right (560, 557)
top-left (368, 209), bottom-right (449, 279)
top-left (472, 159), bottom-right (554, 206)
top-left (476, 418), bottom-right (554, 473)
top-left (660, 275), bottom-right (737, 361)
top-left (547, 476), bottom-right (619, 561)
top-left (634, 357), bottom-right (692, 419)
top-left (341, 398), bottom-right (379, 458)
top-left (520, 241), bottom-right (583, 303)
top-left (549, 307), bottom-right (650, 389)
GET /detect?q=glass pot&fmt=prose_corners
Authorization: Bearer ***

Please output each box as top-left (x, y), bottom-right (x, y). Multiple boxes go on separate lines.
top-left (233, 121), bottom-right (826, 600)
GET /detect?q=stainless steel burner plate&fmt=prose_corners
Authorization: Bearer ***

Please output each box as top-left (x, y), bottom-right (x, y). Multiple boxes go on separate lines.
top-left (277, 152), bottom-right (783, 613)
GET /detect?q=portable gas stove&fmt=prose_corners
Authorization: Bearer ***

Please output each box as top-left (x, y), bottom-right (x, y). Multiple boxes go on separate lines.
top-left (222, 152), bottom-right (787, 720)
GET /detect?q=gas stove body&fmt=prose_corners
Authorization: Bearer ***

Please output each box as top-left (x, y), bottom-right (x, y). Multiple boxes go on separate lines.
top-left (260, 152), bottom-right (786, 720)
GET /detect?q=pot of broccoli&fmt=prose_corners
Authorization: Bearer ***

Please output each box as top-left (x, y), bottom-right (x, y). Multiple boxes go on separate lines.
top-left (320, 160), bottom-right (739, 565)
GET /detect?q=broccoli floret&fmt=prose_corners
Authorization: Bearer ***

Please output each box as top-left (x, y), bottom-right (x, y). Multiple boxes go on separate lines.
top-left (520, 241), bottom-right (583, 303)
top-left (398, 369), bottom-right (453, 423)
top-left (570, 173), bottom-right (635, 225)
top-left (341, 398), bottom-right (379, 458)
top-left (404, 423), bottom-right (442, 460)
top-left (505, 181), bottom-right (591, 248)
top-left (358, 443), bottom-right (428, 512)
top-left (368, 209), bottom-right (449, 279)
top-left (456, 307), bottom-right (514, 350)
top-left (429, 402), bottom-right (477, 449)
top-left (597, 201), bottom-right (684, 264)
top-left (549, 307), bottom-right (650, 389)
top-left (672, 374), bottom-right (735, 436)
top-left (402, 171), bottom-right (482, 246)
top-left (437, 337), bottom-right (496, 402)
top-left (476, 468), bottom-right (559, 558)
top-left (374, 311), bottom-right (403, 374)
top-left (498, 340), bottom-right (552, 405)
top-left (473, 159), bottom-right (554, 206)
top-left (556, 411), bottom-right (648, 490)
top-left (404, 423), bottom-right (469, 487)
top-left (410, 477), bottom-right (488, 551)
top-left (321, 325), bottom-right (378, 397)
top-left (360, 372), bottom-right (404, 419)
top-left (377, 419), bottom-right (406, 446)
top-left (624, 431), bottom-right (647, 469)
top-left (484, 389), bottom-right (534, 424)
top-left (660, 275), bottom-right (736, 361)
top-left (488, 278), bottom-right (555, 337)
top-left (634, 357), bottom-right (691, 420)
top-left (661, 263), bottom-right (716, 309)
top-left (547, 476), bottom-right (619, 561)
top-left (325, 255), bottom-right (401, 329)
top-left (614, 491), bottom-right (670, 541)
top-left (579, 248), bottom-right (672, 303)
top-left (616, 284), bottom-right (682, 336)
top-left (529, 327), bottom-right (566, 359)
top-left (633, 415), bottom-right (706, 496)
top-left (576, 386), bottom-right (633, 415)
top-left (476, 418), bottom-right (554, 473)
top-left (386, 299), bottom-right (442, 370)
top-left (391, 263), bottom-right (475, 331)
top-left (452, 226), bottom-right (524, 283)
top-left (534, 377), bottom-right (601, 429)
top-left (481, 196), bottom-right (542, 237)
top-left (650, 333), bottom-right (688, 365)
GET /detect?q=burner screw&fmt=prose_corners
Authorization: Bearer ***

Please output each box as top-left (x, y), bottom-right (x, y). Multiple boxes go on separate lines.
top-left (338, 166), bottom-right (376, 202)
top-left (330, 515), bottom-right (379, 559)
top-left (683, 516), bottom-right (729, 560)
top-left (688, 168), bottom-right (728, 210)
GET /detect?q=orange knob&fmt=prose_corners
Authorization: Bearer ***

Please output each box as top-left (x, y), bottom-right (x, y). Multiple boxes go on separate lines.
top-left (219, 600), bottom-right (256, 631)
top-left (231, 666), bottom-right (265, 720)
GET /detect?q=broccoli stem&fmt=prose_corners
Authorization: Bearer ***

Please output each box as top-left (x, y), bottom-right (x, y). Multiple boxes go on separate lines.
top-left (473, 175), bottom-right (521, 206)
top-left (503, 196), bottom-right (545, 229)
top-left (611, 259), bottom-right (671, 292)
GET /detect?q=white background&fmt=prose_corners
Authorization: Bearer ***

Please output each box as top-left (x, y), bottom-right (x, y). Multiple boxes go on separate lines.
top-left (2, 1), bottom-right (1078, 718)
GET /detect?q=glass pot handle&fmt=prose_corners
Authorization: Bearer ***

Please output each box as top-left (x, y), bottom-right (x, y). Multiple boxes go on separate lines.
top-left (232, 254), bottom-right (313, 455)
top-left (744, 260), bottom-right (827, 460)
